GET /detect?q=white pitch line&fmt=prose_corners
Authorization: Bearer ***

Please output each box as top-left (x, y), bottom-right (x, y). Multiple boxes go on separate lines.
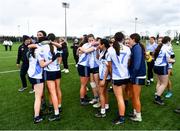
top-left (0, 62), bottom-right (180, 74)
top-left (0, 70), bottom-right (20, 74)
top-left (0, 56), bottom-right (16, 59)
top-left (0, 63), bottom-right (76, 74)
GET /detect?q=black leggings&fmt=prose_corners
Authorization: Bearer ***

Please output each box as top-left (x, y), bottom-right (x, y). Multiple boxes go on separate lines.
top-left (20, 64), bottom-right (28, 88)
top-left (9, 46), bottom-right (12, 51)
top-left (20, 64), bottom-right (33, 89)
top-left (147, 60), bottom-right (154, 80)
top-left (73, 49), bottom-right (79, 64)
top-left (62, 52), bottom-right (69, 69)
top-left (5, 45), bottom-right (8, 51)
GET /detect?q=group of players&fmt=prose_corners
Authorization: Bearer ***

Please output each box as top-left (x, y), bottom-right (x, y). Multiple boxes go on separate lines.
top-left (76, 32), bottom-right (175, 125)
top-left (16, 30), bottom-right (176, 124)
top-left (17, 31), bottom-right (64, 123)
top-left (3, 39), bottom-right (13, 51)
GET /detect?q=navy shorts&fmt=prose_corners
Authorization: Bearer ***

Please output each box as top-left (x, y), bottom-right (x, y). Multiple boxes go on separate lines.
top-left (90, 67), bottom-right (99, 74)
top-left (154, 65), bottom-right (168, 75)
top-left (78, 64), bottom-right (90, 77)
top-left (29, 77), bottom-right (44, 85)
top-left (130, 77), bottom-right (145, 85)
top-left (44, 70), bottom-right (61, 81)
top-left (112, 79), bottom-right (130, 86)
top-left (100, 79), bottom-right (111, 83)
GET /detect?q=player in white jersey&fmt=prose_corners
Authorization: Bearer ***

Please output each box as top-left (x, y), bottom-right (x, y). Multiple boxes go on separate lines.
top-left (94, 39), bottom-right (111, 118)
top-left (165, 43), bottom-right (175, 98)
top-left (37, 31), bottom-right (62, 121)
top-left (153, 36), bottom-right (175, 105)
top-left (108, 32), bottom-right (131, 125)
top-left (27, 40), bottom-right (54, 124)
top-left (78, 34), bottom-right (100, 106)
top-left (90, 37), bottom-right (101, 108)
top-left (46, 33), bottom-right (63, 114)
top-left (77, 37), bottom-right (91, 105)
top-left (28, 32), bottom-right (63, 118)
top-left (107, 37), bottom-right (115, 92)
top-left (123, 37), bottom-right (132, 108)
top-left (80, 34), bottom-right (100, 107)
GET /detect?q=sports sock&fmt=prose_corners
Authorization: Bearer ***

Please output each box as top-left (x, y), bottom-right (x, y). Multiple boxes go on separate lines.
top-left (105, 104), bottom-right (109, 110)
top-left (54, 109), bottom-right (59, 115)
top-left (101, 108), bottom-right (106, 114)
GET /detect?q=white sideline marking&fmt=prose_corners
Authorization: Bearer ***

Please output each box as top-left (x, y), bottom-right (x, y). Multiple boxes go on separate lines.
top-left (0, 56), bottom-right (16, 59)
top-left (0, 63), bottom-right (76, 74)
top-left (0, 70), bottom-right (20, 74)
top-left (0, 63), bottom-right (180, 74)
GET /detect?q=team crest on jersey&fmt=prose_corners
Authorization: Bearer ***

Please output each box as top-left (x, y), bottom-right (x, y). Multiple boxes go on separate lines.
top-left (21, 48), bottom-right (24, 51)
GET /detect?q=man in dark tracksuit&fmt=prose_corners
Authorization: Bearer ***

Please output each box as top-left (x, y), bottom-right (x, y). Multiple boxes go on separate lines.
top-left (70, 38), bottom-right (79, 66)
top-left (16, 35), bottom-right (31, 92)
top-left (60, 38), bottom-right (69, 73)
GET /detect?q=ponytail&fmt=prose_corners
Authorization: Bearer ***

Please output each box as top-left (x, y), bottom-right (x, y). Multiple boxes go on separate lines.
top-left (139, 42), bottom-right (146, 57)
top-left (154, 44), bottom-right (163, 60)
top-left (154, 36), bottom-right (171, 61)
top-left (113, 32), bottom-right (125, 56)
top-left (79, 35), bottom-right (88, 47)
top-left (27, 48), bottom-right (35, 58)
top-left (49, 44), bottom-right (55, 56)
top-left (102, 50), bottom-right (108, 59)
top-left (113, 41), bottom-right (120, 56)
top-left (101, 39), bottom-right (110, 59)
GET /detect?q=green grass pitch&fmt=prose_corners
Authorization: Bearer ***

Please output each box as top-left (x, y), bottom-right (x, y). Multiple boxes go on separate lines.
top-left (0, 42), bottom-right (180, 130)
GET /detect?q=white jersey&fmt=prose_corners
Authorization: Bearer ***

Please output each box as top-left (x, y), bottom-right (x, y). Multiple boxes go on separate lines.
top-left (8, 41), bottom-right (13, 46)
top-left (154, 44), bottom-right (171, 67)
top-left (78, 43), bottom-right (91, 67)
top-left (168, 44), bottom-right (175, 69)
top-left (3, 40), bottom-right (8, 45)
top-left (39, 44), bottom-right (61, 72)
top-left (28, 45), bottom-right (44, 79)
top-left (99, 50), bottom-right (111, 80)
top-left (108, 43), bottom-right (131, 80)
top-left (89, 45), bottom-right (99, 69)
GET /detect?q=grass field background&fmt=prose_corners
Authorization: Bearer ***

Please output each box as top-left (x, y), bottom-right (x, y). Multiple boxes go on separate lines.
top-left (0, 42), bottom-right (180, 130)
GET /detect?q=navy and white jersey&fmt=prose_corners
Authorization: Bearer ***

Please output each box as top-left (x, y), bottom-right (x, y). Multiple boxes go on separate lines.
top-left (129, 43), bottom-right (146, 79)
top-left (78, 43), bottom-right (91, 67)
top-left (89, 45), bottom-right (99, 69)
top-left (108, 43), bottom-right (131, 80)
top-left (168, 44), bottom-right (175, 69)
top-left (146, 42), bottom-right (158, 52)
top-left (28, 45), bottom-right (43, 79)
top-left (99, 50), bottom-right (111, 80)
top-left (154, 44), bottom-right (171, 67)
top-left (39, 44), bottom-right (61, 72)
